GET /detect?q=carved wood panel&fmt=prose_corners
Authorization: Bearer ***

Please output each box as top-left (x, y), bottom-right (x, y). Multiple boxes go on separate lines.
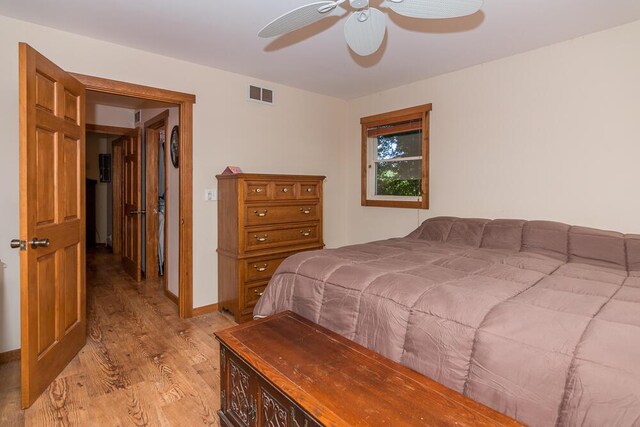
top-left (229, 358), bottom-right (252, 426)
top-left (260, 387), bottom-right (288, 427)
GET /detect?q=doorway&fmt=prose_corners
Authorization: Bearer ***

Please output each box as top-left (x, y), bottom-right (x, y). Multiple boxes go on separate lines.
top-left (85, 94), bottom-right (180, 305)
top-left (75, 77), bottom-right (195, 318)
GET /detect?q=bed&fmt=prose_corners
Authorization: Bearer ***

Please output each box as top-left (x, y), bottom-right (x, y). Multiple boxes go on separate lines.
top-left (254, 217), bottom-right (640, 427)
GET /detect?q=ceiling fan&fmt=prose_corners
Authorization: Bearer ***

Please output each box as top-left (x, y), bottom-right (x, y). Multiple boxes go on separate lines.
top-left (258, 0), bottom-right (484, 56)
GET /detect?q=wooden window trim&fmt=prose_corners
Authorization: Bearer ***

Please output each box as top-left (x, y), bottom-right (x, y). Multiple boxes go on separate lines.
top-left (361, 104), bottom-right (431, 209)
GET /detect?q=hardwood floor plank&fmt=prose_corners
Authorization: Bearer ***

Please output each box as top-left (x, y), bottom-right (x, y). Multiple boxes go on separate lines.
top-left (0, 360), bottom-right (21, 392)
top-left (2, 249), bottom-right (236, 426)
top-left (24, 374), bottom-right (90, 426)
top-left (161, 392), bottom-right (220, 427)
top-left (0, 361), bottom-right (24, 427)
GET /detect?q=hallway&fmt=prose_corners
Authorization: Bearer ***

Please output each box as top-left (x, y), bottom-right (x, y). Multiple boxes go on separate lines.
top-left (1, 250), bottom-right (233, 426)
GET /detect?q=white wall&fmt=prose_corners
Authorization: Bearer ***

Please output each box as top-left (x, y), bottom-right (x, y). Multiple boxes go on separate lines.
top-left (86, 104), bottom-right (134, 128)
top-left (346, 19), bottom-right (640, 244)
top-left (0, 15), bottom-right (349, 352)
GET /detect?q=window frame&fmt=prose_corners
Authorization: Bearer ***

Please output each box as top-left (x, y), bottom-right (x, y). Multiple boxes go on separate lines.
top-left (360, 104), bottom-right (431, 209)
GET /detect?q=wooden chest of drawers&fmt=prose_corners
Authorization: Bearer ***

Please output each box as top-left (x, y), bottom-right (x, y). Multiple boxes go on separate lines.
top-left (216, 173), bottom-right (325, 323)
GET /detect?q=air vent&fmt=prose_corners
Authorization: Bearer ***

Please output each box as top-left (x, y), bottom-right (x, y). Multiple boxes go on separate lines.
top-left (134, 110), bottom-right (141, 124)
top-left (248, 85), bottom-right (274, 105)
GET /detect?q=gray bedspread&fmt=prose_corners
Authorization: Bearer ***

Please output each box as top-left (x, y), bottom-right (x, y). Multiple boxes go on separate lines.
top-left (254, 217), bottom-right (640, 426)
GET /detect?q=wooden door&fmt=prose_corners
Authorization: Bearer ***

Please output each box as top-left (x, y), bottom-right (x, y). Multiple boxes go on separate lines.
top-left (122, 129), bottom-right (143, 281)
top-left (111, 137), bottom-right (124, 255)
top-left (18, 43), bottom-right (86, 408)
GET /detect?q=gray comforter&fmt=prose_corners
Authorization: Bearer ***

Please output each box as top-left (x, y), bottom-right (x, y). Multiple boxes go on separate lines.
top-left (254, 217), bottom-right (640, 426)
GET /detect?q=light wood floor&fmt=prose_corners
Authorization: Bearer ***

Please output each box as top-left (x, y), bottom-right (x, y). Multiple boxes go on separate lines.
top-left (0, 250), bottom-right (235, 426)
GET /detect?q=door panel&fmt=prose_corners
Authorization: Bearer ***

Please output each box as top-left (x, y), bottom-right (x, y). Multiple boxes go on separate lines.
top-left (63, 244), bottom-right (80, 331)
top-left (19, 43), bottom-right (86, 408)
top-left (111, 139), bottom-right (124, 255)
top-left (36, 253), bottom-right (56, 355)
top-left (123, 129), bottom-right (143, 281)
top-left (62, 137), bottom-right (79, 220)
top-left (145, 127), bottom-right (159, 280)
top-left (35, 128), bottom-right (56, 225)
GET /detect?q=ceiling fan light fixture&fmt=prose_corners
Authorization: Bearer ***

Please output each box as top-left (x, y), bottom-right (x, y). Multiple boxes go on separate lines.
top-left (349, 0), bottom-right (370, 9)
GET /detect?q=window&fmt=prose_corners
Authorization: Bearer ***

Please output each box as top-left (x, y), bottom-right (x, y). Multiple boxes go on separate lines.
top-left (361, 104), bottom-right (431, 209)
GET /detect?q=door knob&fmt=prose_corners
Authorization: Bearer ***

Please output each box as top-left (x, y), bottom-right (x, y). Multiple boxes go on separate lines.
top-left (129, 210), bottom-right (146, 215)
top-left (10, 239), bottom-right (26, 251)
top-left (29, 238), bottom-right (50, 249)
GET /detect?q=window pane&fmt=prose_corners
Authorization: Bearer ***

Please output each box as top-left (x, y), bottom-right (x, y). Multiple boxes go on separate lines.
top-left (377, 130), bottom-right (422, 160)
top-left (375, 160), bottom-right (422, 196)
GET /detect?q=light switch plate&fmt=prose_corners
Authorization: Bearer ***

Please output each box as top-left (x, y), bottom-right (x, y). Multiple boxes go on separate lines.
top-left (205, 189), bottom-right (217, 201)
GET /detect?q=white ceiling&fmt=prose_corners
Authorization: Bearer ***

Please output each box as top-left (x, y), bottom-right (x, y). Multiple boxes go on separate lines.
top-left (2, 0), bottom-right (639, 99)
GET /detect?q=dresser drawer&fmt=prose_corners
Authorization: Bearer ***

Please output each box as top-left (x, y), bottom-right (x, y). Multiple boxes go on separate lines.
top-left (240, 281), bottom-right (268, 314)
top-left (244, 223), bottom-right (320, 252)
top-left (245, 203), bottom-right (320, 226)
top-left (243, 255), bottom-right (288, 282)
top-left (273, 182), bottom-right (296, 200)
top-left (244, 180), bottom-right (271, 201)
top-left (297, 182), bottom-right (320, 199)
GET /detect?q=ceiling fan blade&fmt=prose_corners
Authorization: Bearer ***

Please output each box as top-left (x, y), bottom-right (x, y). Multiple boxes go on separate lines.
top-left (258, 1), bottom-right (339, 38)
top-left (386, 0), bottom-right (483, 19)
top-left (344, 8), bottom-right (386, 56)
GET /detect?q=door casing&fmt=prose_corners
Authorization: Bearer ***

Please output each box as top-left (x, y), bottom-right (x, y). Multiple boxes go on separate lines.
top-left (72, 73), bottom-right (195, 318)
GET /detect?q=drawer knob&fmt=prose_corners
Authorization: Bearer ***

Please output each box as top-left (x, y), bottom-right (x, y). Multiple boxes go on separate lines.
top-left (254, 209), bottom-right (268, 217)
top-left (253, 263), bottom-right (269, 272)
top-left (300, 230), bottom-right (311, 237)
top-left (253, 289), bottom-right (264, 297)
top-left (254, 188), bottom-right (263, 193)
top-left (306, 187), bottom-right (313, 192)
top-left (254, 234), bottom-right (268, 242)
top-left (282, 187), bottom-right (289, 193)
top-left (300, 208), bottom-right (311, 214)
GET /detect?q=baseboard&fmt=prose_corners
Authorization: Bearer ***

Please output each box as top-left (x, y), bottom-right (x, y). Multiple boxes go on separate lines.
top-left (164, 289), bottom-right (179, 305)
top-left (0, 348), bottom-right (20, 364)
top-left (192, 303), bottom-right (219, 316)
